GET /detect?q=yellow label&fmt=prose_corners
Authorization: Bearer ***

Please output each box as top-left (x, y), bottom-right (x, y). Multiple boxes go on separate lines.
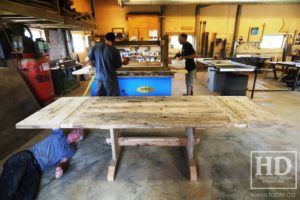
top-left (136, 86), bottom-right (154, 93)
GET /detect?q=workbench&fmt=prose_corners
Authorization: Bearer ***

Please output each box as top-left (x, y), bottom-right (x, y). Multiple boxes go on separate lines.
top-left (73, 66), bottom-right (175, 96)
top-left (201, 60), bottom-right (257, 98)
top-left (16, 96), bottom-right (289, 182)
top-left (270, 61), bottom-right (300, 91)
top-left (51, 65), bottom-right (81, 95)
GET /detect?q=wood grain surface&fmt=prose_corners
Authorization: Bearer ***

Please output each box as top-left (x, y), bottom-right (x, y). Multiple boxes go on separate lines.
top-left (16, 96), bottom-right (290, 130)
top-left (16, 97), bottom-right (89, 129)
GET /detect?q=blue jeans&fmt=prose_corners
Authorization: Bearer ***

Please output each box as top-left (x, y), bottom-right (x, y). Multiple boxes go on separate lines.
top-left (0, 150), bottom-right (41, 200)
top-left (94, 78), bottom-right (120, 96)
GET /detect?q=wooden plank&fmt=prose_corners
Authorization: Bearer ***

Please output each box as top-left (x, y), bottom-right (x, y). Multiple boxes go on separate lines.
top-left (106, 137), bottom-right (200, 146)
top-left (117, 71), bottom-right (174, 77)
top-left (16, 97), bottom-right (89, 129)
top-left (114, 41), bottom-right (160, 46)
top-left (0, 67), bottom-right (41, 159)
top-left (17, 96), bottom-right (290, 130)
top-left (107, 159), bottom-right (118, 181)
top-left (189, 159), bottom-right (197, 182)
top-left (185, 128), bottom-right (194, 160)
top-left (109, 129), bottom-right (119, 160)
top-left (216, 96), bottom-right (291, 128)
top-left (185, 128), bottom-right (197, 181)
top-left (60, 96), bottom-right (246, 129)
top-left (1, 0), bottom-right (63, 22)
top-left (107, 129), bottom-right (121, 181)
top-left (87, 107), bottom-right (224, 114)
top-left (61, 112), bottom-right (243, 129)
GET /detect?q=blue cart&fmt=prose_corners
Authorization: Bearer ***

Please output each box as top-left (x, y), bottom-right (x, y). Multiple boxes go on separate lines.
top-left (91, 71), bottom-right (174, 96)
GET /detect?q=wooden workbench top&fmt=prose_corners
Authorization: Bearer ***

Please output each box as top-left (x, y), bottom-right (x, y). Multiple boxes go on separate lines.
top-left (73, 66), bottom-right (173, 77)
top-left (16, 96), bottom-right (290, 130)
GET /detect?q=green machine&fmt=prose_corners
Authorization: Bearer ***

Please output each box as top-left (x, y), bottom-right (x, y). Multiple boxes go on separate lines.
top-left (51, 60), bottom-right (81, 95)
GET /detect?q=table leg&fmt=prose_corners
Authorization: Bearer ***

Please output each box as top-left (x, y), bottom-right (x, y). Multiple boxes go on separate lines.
top-left (272, 64), bottom-right (278, 79)
top-left (251, 70), bottom-right (257, 99)
top-left (292, 68), bottom-right (300, 91)
top-left (107, 129), bottom-right (121, 181)
top-left (185, 127), bottom-right (197, 181)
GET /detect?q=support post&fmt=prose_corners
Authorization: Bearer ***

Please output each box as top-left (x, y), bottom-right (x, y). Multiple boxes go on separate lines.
top-left (292, 68), bottom-right (300, 91)
top-left (251, 70), bottom-right (258, 99)
top-left (230, 4), bottom-right (242, 57)
top-left (185, 128), bottom-right (197, 181)
top-left (270, 63), bottom-right (278, 79)
top-left (107, 129), bottom-right (121, 181)
top-left (161, 34), bottom-right (169, 67)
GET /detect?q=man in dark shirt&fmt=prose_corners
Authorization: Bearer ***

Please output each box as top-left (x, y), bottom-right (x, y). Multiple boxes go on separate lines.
top-left (178, 33), bottom-right (197, 96)
top-left (85, 32), bottom-right (128, 96)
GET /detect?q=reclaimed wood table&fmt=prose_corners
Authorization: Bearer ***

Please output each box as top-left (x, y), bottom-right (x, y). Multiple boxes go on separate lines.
top-left (16, 96), bottom-right (289, 181)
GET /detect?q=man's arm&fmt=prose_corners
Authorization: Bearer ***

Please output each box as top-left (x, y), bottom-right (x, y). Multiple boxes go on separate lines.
top-left (115, 49), bottom-right (129, 68)
top-left (84, 57), bottom-right (94, 66)
top-left (55, 158), bottom-right (69, 179)
top-left (84, 47), bottom-right (96, 66)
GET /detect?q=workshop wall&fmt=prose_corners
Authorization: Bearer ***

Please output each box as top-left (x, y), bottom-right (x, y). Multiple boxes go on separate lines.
top-left (94, 0), bottom-right (160, 35)
top-left (93, 2), bottom-right (300, 37)
top-left (198, 4), bottom-right (300, 41)
top-left (82, 1), bottom-right (300, 58)
top-left (239, 4), bottom-right (300, 41)
top-left (94, 1), bottom-right (195, 35)
top-left (198, 5), bottom-right (237, 55)
top-left (198, 4), bottom-right (300, 56)
top-left (72, 0), bottom-right (91, 13)
top-left (163, 5), bottom-right (196, 34)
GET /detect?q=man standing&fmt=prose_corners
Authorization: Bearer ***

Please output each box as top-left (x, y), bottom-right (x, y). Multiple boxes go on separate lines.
top-left (85, 32), bottom-right (128, 96)
top-left (178, 33), bottom-right (197, 96)
top-left (0, 128), bottom-right (83, 200)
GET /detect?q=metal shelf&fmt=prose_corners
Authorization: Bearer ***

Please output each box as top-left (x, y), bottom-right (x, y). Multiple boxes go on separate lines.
top-left (115, 41), bottom-right (161, 46)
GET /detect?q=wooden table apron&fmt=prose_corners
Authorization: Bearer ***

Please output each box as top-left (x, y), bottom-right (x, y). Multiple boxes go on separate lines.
top-left (16, 96), bottom-right (289, 181)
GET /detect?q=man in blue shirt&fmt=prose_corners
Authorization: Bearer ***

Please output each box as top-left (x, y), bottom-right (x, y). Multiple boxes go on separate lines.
top-left (85, 32), bottom-right (129, 96)
top-left (0, 128), bottom-right (83, 200)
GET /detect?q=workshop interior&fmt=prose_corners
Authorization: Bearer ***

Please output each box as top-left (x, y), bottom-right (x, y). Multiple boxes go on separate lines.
top-left (0, 0), bottom-right (300, 200)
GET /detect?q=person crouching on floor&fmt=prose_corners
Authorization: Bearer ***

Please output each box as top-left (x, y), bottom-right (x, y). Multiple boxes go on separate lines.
top-left (0, 128), bottom-right (84, 200)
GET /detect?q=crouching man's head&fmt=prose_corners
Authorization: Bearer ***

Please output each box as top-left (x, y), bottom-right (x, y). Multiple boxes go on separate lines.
top-left (67, 129), bottom-right (84, 144)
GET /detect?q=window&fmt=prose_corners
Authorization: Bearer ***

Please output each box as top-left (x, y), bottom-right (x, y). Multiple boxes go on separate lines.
top-left (260, 34), bottom-right (285, 49)
top-left (170, 35), bottom-right (195, 49)
top-left (24, 28), bottom-right (46, 41)
top-left (72, 34), bottom-right (85, 52)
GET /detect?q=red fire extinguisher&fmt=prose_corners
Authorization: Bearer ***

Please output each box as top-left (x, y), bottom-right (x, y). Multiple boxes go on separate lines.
top-left (20, 53), bottom-right (55, 106)
top-left (8, 24), bottom-right (55, 106)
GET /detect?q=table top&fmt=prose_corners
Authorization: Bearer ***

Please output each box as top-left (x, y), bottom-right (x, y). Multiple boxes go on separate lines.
top-left (72, 66), bottom-right (174, 77)
top-left (16, 96), bottom-right (290, 130)
top-left (270, 61), bottom-right (300, 68)
top-left (203, 60), bottom-right (256, 72)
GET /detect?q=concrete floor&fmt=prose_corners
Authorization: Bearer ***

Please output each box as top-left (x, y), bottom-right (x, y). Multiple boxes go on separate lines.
top-left (1, 72), bottom-right (300, 200)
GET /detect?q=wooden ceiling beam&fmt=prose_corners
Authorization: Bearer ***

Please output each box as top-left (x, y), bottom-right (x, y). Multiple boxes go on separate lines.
top-left (0, 0), bottom-right (96, 30)
top-left (0, 0), bottom-right (63, 22)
